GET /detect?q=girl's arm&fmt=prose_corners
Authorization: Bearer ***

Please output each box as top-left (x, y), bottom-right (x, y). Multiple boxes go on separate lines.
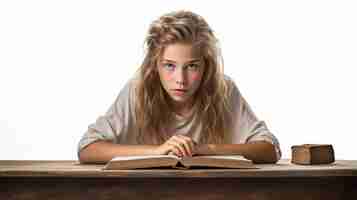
top-left (224, 80), bottom-right (281, 163)
top-left (194, 141), bottom-right (278, 164)
top-left (79, 141), bottom-right (158, 164)
top-left (79, 135), bottom-right (196, 164)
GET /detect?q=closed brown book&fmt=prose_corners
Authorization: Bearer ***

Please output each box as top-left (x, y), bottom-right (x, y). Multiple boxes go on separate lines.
top-left (291, 144), bottom-right (335, 165)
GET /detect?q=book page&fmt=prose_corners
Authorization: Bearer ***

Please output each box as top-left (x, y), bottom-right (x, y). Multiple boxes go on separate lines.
top-left (110, 154), bottom-right (179, 161)
top-left (189, 155), bottom-right (248, 160)
top-left (181, 155), bottom-right (255, 169)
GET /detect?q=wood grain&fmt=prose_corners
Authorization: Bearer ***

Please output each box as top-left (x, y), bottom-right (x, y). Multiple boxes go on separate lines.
top-left (1, 177), bottom-right (356, 200)
top-left (1, 159), bottom-right (357, 200)
top-left (1, 159), bottom-right (357, 178)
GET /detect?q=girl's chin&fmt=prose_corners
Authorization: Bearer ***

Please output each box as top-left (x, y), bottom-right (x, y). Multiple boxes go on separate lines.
top-left (170, 96), bottom-right (187, 102)
top-left (169, 94), bottom-right (190, 103)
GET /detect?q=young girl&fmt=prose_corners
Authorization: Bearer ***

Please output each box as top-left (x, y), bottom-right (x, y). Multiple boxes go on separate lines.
top-left (78, 10), bottom-right (281, 164)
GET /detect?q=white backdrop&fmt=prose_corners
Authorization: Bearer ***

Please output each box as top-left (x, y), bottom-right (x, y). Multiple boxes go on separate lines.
top-left (1, 0), bottom-right (356, 160)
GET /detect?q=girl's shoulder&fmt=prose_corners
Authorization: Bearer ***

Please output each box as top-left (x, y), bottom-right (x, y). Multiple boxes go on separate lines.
top-left (223, 74), bottom-right (235, 86)
top-left (222, 74), bottom-right (244, 108)
top-left (223, 74), bottom-right (241, 96)
top-left (119, 72), bottom-right (141, 96)
top-left (110, 73), bottom-right (141, 111)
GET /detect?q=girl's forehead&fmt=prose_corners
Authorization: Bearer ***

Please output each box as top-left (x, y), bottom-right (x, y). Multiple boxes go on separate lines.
top-left (161, 43), bottom-right (201, 61)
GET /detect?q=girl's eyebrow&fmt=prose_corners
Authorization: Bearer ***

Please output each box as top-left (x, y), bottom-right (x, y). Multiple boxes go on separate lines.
top-left (162, 59), bottom-right (201, 63)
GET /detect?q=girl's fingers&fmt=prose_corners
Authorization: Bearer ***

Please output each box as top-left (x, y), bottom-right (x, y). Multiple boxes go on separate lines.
top-left (171, 136), bottom-right (192, 156)
top-left (167, 142), bottom-right (183, 157)
top-left (177, 135), bottom-right (195, 156)
top-left (169, 138), bottom-right (187, 156)
top-left (170, 137), bottom-right (188, 156)
top-left (177, 135), bottom-right (195, 155)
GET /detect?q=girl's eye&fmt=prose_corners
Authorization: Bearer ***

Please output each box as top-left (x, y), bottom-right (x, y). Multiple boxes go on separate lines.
top-left (186, 63), bottom-right (199, 71)
top-left (163, 63), bottom-right (175, 70)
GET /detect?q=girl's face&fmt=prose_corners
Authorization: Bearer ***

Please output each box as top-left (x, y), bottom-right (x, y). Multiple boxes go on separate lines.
top-left (157, 42), bottom-right (204, 109)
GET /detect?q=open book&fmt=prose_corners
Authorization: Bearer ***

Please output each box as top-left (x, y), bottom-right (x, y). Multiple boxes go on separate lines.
top-left (103, 155), bottom-right (257, 170)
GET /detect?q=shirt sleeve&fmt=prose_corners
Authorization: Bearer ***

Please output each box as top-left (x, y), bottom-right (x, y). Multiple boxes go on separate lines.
top-left (77, 80), bottom-right (133, 158)
top-left (229, 79), bottom-right (282, 160)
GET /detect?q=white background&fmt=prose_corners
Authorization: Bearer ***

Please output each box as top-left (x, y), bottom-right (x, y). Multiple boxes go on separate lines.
top-left (1, 1), bottom-right (356, 160)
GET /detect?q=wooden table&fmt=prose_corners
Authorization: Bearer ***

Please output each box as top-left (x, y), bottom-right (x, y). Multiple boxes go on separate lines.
top-left (1, 159), bottom-right (356, 200)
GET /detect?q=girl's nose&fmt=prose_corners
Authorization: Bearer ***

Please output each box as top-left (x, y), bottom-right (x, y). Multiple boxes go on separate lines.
top-left (175, 68), bottom-right (186, 86)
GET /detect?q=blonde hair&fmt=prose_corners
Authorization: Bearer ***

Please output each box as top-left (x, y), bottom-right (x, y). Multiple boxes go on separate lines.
top-left (135, 10), bottom-right (233, 144)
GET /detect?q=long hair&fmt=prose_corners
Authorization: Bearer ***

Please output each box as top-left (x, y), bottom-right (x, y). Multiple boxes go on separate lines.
top-left (135, 10), bottom-right (233, 144)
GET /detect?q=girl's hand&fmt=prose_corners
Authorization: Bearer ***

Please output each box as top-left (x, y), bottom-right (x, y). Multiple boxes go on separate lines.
top-left (154, 135), bottom-right (196, 157)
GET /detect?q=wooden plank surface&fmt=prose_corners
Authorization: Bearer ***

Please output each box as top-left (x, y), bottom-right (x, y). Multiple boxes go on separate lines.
top-left (1, 177), bottom-right (356, 200)
top-left (1, 159), bottom-right (357, 178)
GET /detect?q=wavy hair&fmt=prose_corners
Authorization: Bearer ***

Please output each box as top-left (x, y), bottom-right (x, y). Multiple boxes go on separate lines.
top-left (135, 10), bottom-right (233, 144)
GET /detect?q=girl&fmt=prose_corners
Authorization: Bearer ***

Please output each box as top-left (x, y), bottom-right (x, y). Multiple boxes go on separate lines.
top-left (78, 10), bottom-right (281, 164)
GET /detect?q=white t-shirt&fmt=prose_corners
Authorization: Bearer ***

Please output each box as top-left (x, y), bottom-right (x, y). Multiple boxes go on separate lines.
top-left (77, 75), bottom-right (281, 160)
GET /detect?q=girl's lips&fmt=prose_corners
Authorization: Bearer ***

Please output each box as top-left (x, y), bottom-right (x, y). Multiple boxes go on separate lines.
top-left (172, 89), bottom-right (187, 96)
